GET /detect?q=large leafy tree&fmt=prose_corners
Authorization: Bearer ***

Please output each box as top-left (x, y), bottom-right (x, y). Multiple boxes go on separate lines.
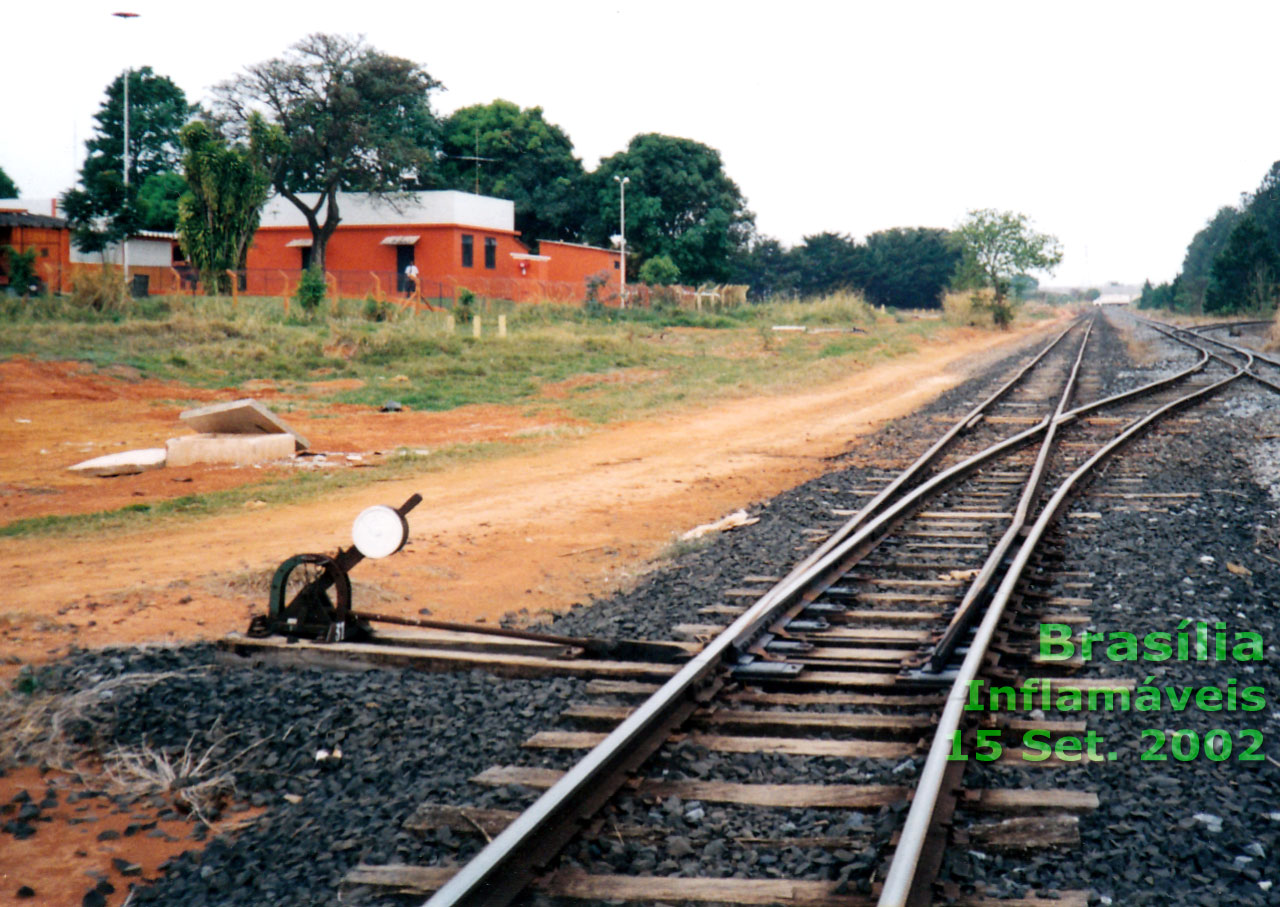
top-left (0, 165), bottom-right (18, 199)
top-left (857, 227), bottom-right (959, 309)
top-left (438, 100), bottom-right (585, 248)
top-left (585, 134), bottom-right (754, 285)
top-left (215, 33), bottom-right (443, 271)
top-left (62, 67), bottom-right (191, 252)
top-left (952, 209), bottom-right (1062, 308)
top-left (176, 119), bottom-right (277, 294)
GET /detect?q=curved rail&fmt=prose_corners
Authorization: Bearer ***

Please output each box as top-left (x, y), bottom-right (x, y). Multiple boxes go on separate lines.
top-left (422, 313), bottom-right (1221, 907)
top-left (878, 314), bottom-right (1256, 906)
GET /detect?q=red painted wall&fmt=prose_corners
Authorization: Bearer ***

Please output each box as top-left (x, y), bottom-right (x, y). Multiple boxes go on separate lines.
top-left (244, 224), bottom-right (621, 304)
top-left (0, 221), bottom-right (72, 293)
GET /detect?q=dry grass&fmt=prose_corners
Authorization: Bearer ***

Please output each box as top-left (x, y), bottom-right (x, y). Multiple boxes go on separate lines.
top-left (2, 669), bottom-right (267, 825)
top-left (0, 671), bottom-right (188, 769)
top-left (101, 721), bottom-right (264, 824)
top-left (942, 290), bottom-right (995, 327)
top-left (1266, 307), bottom-right (1280, 351)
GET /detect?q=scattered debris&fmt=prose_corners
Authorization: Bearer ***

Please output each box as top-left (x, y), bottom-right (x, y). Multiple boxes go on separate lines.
top-left (679, 509), bottom-right (759, 541)
top-left (166, 432), bottom-right (295, 467)
top-left (67, 448), bottom-right (166, 478)
top-left (179, 398), bottom-right (309, 450)
top-left (1226, 562), bottom-right (1253, 576)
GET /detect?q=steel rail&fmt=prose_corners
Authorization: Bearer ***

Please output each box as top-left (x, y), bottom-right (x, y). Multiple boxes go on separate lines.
top-left (800, 319), bottom-right (1081, 561)
top-left (925, 318), bottom-right (1092, 671)
top-left (421, 324), bottom-right (1084, 907)
top-left (423, 317), bottom-right (1217, 907)
top-left (877, 332), bottom-right (1250, 907)
top-left (1168, 323), bottom-right (1280, 393)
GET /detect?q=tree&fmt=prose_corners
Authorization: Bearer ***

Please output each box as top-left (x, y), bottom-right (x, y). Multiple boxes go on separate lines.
top-left (176, 119), bottom-right (276, 294)
top-left (0, 165), bottom-right (18, 199)
top-left (61, 67), bottom-right (191, 252)
top-left (728, 235), bottom-right (798, 300)
top-left (584, 134), bottom-right (754, 285)
top-left (438, 100), bottom-right (585, 248)
top-left (791, 232), bottom-right (863, 297)
top-left (638, 254), bottom-right (680, 285)
top-left (951, 209), bottom-right (1062, 324)
top-left (215, 33), bottom-right (443, 272)
top-left (857, 227), bottom-right (960, 309)
top-left (1204, 215), bottom-right (1279, 314)
top-left (1177, 206), bottom-right (1242, 313)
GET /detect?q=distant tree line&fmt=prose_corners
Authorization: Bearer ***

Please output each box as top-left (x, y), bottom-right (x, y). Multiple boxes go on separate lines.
top-left (1139, 161), bottom-right (1280, 315)
top-left (48, 33), bottom-right (1059, 308)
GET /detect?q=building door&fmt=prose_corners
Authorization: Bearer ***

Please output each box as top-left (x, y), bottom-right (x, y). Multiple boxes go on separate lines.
top-left (396, 245), bottom-right (416, 293)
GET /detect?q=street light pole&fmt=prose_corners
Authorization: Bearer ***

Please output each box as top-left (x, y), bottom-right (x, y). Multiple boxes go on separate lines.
top-left (614, 175), bottom-right (629, 308)
top-left (113, 12), bottom-right (139, 286)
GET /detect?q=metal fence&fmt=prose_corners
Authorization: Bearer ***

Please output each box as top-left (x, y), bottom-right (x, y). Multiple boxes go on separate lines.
top-left (36, 261), bottom-right (749, 312)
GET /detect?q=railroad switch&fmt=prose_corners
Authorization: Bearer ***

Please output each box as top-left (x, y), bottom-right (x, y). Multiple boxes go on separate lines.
top-left (248, 493), bottom-right (422, 642)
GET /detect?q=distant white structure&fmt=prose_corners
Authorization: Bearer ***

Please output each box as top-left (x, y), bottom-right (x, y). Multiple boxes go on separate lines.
top-left (1094, 293), bottom-right (1135, 306)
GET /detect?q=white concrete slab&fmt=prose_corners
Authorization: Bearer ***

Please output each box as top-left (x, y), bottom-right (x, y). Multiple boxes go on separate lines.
top-left (68, 448), bottom-right (167, 477)
top-left (165, 433), bottom-right (296, 468)
top-left (179, 399), bottom-right (309, 450)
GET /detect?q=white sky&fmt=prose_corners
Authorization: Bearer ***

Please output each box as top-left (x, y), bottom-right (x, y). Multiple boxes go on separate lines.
top-left (5, 1), bottom-right (1279, 287)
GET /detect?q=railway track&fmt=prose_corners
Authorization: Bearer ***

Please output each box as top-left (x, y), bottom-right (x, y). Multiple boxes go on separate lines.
top-left (320, 310), bottom-right (1274, 905)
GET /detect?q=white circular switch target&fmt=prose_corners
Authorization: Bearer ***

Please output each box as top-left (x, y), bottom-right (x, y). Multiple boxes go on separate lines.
top-left (352, 505), bottom-right (409, 558)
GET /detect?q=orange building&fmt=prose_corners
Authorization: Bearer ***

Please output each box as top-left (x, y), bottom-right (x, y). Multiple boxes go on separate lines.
top-left (244, 190), bottom-right (619, 304)
top-left (0, 207), bottom-right (72, 293)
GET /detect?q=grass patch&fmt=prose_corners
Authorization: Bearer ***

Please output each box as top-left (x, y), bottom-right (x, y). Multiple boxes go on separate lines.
top-left (1, 289), bottom-right (1061, 537)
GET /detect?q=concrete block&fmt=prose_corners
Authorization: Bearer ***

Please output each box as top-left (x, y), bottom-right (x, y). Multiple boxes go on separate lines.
top-left (68, 448), bottom-right (167, 477)
top-left (179, 399), bottom-right (309, 450)
top-left (165, 433), bottom-right (296, 468)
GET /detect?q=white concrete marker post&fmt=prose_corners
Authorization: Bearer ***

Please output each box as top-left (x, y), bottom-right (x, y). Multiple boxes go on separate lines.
top-left (473, 315), bottom-right (481, 338)
top-left (498, 314), bottom-right (507, 338)
top-left (445, 315), bottom-right (455, 334)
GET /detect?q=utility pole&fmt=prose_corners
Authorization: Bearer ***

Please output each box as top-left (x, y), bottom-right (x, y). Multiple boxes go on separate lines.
top-left (614, 175), bottom-right (629, 308)
top-left (113, 11), bottom-right (139, 286)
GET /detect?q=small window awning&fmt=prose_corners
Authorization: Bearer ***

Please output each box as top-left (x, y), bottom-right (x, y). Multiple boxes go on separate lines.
top-left (510, 253), bottom-right (550, 262)
top-left (285, 238), bottom-right (313, 248)
top-left (380, 235), bottom-right (421, 246)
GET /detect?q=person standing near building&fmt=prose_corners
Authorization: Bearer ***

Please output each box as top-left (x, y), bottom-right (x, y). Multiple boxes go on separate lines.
top-left (403, 262), bottom-right (420, 298)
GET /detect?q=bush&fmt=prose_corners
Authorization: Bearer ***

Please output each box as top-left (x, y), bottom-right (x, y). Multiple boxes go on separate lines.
top-left (294, 267), bottom-right (327, 313)
top-left (639, 255), bottom-right (680, 286)
top-left (455, 287), bottom-right (476, 321)
top-left (68, 267), bottom-right (130, 312)
top-left (363, 295), bottom-right (395, 322)
top-left (584, 271), bottom-right (610, 313)
top-left (2, 246), bottom-right (41, 297)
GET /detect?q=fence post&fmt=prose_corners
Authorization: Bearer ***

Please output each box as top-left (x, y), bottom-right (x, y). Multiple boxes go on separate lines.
top-left (226, 270), bottom-right (239, 310)
top-left (472, 315), bottom-right (482, 338)
top-left (370, 271), bottom-right (382, 302)
top-left (498, 314), bottom-right (507, 338)
top-left (444, 314), bottom-right (455, 334)
top-left (326, 272), bottom-right (338, 316)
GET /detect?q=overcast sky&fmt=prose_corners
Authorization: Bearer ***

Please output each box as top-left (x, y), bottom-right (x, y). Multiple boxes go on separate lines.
top-left (6, 1), bottom-right (1280, 287)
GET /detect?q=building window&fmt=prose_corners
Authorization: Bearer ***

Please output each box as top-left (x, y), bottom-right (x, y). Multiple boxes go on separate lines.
top-left (614, 261), bottom-right (620, 269)
top-left (484, 237), bottom-right (497, 269)
top-left (461, 234), bottom-right (473, 268)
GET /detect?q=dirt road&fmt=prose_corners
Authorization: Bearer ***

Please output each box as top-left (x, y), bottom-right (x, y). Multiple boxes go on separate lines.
top-left (0, 318), bottom-right (1066, 674)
